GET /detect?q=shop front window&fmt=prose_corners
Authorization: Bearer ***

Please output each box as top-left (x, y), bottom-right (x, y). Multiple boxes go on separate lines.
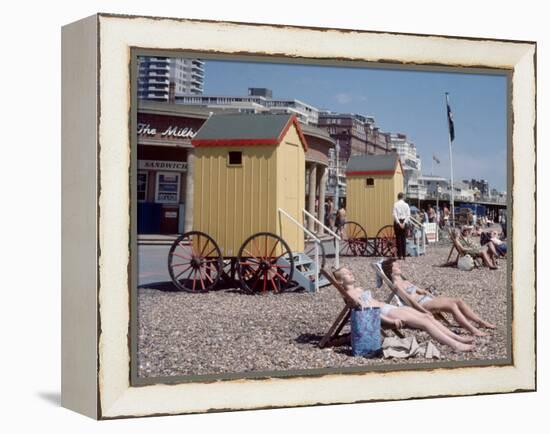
top-left (137, 172), bottom-right (148, 201)
top-left (155, 172), bottom-right (180, 204)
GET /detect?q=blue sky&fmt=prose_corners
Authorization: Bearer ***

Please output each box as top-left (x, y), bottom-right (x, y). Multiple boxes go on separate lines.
top-left (202, 59), bottom-right (508, 192)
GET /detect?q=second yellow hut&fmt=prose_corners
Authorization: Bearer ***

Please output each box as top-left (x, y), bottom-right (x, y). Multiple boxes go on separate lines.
top-left (345, 154), bottom-right (404, 235)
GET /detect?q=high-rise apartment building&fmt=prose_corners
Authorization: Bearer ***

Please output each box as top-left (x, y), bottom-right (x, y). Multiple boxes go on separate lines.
top-left (138, 57), bottom-right (204, 101)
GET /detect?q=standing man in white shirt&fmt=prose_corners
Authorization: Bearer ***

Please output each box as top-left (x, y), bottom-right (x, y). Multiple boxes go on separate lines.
top-left (392, 192), bottom-right (411, 259)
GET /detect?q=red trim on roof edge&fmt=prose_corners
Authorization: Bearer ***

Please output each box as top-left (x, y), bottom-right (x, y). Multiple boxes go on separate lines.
top-left (346, 170), bottom-right (396, 176)
top-left (277, 115), bottom-right (309, 151)
top-left (191, 115), bottom-right (309, 150)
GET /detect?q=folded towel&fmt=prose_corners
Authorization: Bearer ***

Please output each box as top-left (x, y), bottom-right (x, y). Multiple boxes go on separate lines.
top-left (382, 336), bottom-right (441, 359)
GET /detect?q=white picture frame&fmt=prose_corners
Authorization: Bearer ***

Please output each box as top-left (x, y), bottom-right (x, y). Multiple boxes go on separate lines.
top-left (61, 13), bottom-right (536, 419)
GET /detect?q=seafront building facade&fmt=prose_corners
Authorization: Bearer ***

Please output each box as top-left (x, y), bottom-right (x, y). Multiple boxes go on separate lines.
top-left (388, 133), bottom-right (424, 199)
top-left (176, 87), bottom-right (320, 125)
top-left (317, 112), bottom-right (391, 162)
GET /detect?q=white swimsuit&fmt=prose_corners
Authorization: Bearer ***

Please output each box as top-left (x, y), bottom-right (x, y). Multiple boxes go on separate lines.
top-left (361, 289), bottom-right (396, 316)
top-left (405, 284), bottom-right (433, 305)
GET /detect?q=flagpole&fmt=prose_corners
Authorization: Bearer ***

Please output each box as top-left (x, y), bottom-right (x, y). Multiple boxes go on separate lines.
top-left (445, 92), bottom-right (455, 227)
top-left (448, 132), bottom-right (455, 227)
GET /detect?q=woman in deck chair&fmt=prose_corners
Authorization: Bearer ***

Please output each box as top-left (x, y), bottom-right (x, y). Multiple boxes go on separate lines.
top-left (381, 258), bottom-right (496, 336)
top-left (487, 230), bottom-right (507, 257)
top-left (333, 267), bottom-right (475, 352)
top-left (455, 228), bottom-right (499, 269)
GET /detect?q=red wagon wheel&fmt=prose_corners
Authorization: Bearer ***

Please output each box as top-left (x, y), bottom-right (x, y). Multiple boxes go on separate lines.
top-left (339, 221), bottom-right (370, 256)
top-left (375, 225), bottom-right (397, 257)
top-left (168, 231), bottom-right (223, 292)
top-left (236, 232), bottom-right (294, 294)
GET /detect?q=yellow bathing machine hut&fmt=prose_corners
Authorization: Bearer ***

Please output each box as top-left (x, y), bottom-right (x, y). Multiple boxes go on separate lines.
top-left (167, 113), bottom-right (326, 293)
top-left (342, 154), bottom-right (404, 257)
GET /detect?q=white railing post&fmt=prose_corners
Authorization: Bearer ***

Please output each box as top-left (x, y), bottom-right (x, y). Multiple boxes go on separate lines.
top-left (409, 216), bottom-right (428, 255)
top-left (302, 208), bottom-right (341, 269)
top-left (334, 238), bottom-right (340, 269)
top-left (279, 208), bottom-right (321, 293)
top-left (314, 243), bottom-right (319, 292)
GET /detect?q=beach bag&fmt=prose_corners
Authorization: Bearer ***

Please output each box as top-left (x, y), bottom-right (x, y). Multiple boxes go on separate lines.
top-left (350, 307), bottom-right (382, 357)
top-left (458, 254), bottom-right (475, 271)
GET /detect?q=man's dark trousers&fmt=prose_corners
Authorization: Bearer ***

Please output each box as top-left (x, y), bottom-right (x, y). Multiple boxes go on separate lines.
top-left (393, 220), bottom-right (407, 259)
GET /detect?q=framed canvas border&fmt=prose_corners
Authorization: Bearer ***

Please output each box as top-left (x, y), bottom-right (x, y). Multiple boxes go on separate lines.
top-left (62, 13), bottom-right (536, 419)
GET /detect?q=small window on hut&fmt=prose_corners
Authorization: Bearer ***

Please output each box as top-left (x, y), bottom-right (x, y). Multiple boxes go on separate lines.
top-left (366, 178), bottom-right (375, 187)
top-left (228, 151), bottom-right (242, 166)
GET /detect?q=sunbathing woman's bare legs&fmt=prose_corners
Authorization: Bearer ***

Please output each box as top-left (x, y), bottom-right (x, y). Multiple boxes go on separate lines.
top-left (386, 307), bottom-right (474, 352)
top-left (478, 249), bottom-right (497, 269)
top-left (427, 313), bottom-right (475, 342)
top-left (422, 297), bottom-right (495, 336)
top-left (455, 299), bottom-right (496, 329)
top-left (486, 241), bottom-right (499, 258)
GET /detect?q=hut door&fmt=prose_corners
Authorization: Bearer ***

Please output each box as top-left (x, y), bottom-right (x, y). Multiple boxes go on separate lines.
top-left (282, 145), bottom-right (299, 217)
top-left (279, 143), bottom-right (303, 252)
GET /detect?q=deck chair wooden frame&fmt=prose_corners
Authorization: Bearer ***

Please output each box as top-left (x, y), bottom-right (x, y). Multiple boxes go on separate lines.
top-left (371, 261), bottom-right (451, 326)
top-left (445, 228), bottom-right (483, 268)
top-left (319, 268), bottom-right (404, 349)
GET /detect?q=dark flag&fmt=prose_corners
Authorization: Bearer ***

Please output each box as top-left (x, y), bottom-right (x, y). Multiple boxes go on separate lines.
top-left (433, 154), bottom-right (440, 164)
top-left (446, 92), bottom-right (455, 142)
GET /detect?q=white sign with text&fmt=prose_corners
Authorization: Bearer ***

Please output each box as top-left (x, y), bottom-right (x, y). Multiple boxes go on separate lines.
top-left (139, 160), bottom-right (187, 172)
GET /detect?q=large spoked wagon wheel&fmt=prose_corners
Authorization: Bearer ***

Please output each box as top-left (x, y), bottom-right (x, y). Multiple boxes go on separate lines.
top-left (339, 221), bottom-right (370, 256)
top-left (168, 231), bottom-right (223, 292)
top-left (236, 232), bottom-right (294, 294)
top-left (375, 225), bottom-right (397, 257)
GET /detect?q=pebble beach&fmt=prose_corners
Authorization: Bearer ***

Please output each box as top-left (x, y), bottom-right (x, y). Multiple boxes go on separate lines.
top-left (137, 237), bottom-right (509, 379)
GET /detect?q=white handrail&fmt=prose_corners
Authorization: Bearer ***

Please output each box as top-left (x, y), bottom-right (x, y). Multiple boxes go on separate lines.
top-left (302, 209), bottom-right (341, 239)
top-left (278, 208), bottom-right (320, 292)
top-left (302, 209), bottom-right (340, 268)
top-left (279, 208), bottom-right (320, 242)
top-left (409, 216), bottom-right (423, 228)
top-left (409, 216), bottom-right (426, 253)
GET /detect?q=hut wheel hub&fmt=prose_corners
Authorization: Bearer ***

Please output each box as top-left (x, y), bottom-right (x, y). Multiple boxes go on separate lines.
top-left (259, 261), bottom-right (271, 271)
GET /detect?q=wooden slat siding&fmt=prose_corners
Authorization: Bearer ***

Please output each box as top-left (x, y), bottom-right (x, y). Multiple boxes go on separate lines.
top-left (275, 125), bottom-right (305, 253)
top-left (346, 155), bottom-right (405, 236)
top-left (194, 148), bottom-right (204, 234)
top-left (348, 173), bottom-right (395, 235)
top-left (228, 157), bottom-right (235, 254)
top-left (215, 155), bottom-right (221, 248)
top-left (199, 146), bottom-right (279, 256)
top-left (244, 151), bottom-right (252, 250)
top-left (257, 153), bottom-right (263, 238)
top-left (192, 121), bottom-right (304, 256)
